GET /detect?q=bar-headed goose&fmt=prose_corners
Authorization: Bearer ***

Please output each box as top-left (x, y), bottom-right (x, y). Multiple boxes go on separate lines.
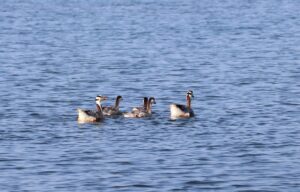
top-left (77, 95), bottom-right (107, 123)
top-left (102, 95), bottom-right (123, 116)
top-left (170, 90), bottom-right (194, 119)
top-left (132, 97), bottom-right (148, 112)
top-left (124, 97), bottom-right (156, 118)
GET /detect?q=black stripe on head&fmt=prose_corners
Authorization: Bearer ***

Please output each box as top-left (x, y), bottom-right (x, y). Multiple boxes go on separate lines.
top-left (96, 95), bottom-right (102, 100)
top-left (187, 90), bottom-right (194, 97)
top-left (149, 97), bottom-right (156, 104)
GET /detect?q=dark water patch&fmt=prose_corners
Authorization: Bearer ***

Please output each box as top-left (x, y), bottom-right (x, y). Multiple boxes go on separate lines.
top-left (109, 161), bottom-right (133, 166)
top-left (131, 184), bottom-right (154, 188)
top-left (184, 180), bottom-right (225, 186)
top-left (36, 170), bottom-right (58, 175)
top-left (112, 184), bottom-right (154, 189)
top-left (279, 101), bottom-right (300, 106)
top-left (238, 190), bottom-right (277, 192)
top-left (0, 158), bottom-right (24, 162)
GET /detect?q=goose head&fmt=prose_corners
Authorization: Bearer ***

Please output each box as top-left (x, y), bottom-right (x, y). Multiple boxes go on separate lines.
top-left (95, 95), bottom-right (107, 106)
top-left (149, 97), bottom-right (156, 104)
top-left (116, 95), bottom-right (123, 101)
top-left (187, 90), bottom-right (194, 99)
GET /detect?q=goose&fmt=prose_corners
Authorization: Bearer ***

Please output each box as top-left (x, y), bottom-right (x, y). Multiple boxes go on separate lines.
top-left (170, 90), bottom-right (194, 119)
top-left (146, 97), bottom-right (156, 114)
top-left (102, 95), bottom-right (123, 116)
top-left (132, 97), bottom-right (148, 112)
top-left (124, 97), bottom-right (156, 118)
top-left (77, 95), bottom-right (107, 123)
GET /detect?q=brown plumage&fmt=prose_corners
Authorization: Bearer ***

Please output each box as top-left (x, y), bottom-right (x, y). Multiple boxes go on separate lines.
top-left (102, 95), bottom-right (123, 116)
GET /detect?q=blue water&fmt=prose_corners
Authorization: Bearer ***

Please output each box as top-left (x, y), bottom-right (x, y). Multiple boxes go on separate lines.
top-left (1, 0), bottom-right (300, 191)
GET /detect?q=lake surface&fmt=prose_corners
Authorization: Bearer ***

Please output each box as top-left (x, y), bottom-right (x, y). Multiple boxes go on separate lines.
top-left (1, 0), bottom-right (300, 191)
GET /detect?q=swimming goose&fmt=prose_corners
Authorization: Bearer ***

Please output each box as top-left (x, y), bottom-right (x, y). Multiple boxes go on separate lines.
top-left (146, 97), bottom-right (156, 114)
top-left (124, 97), bottom-right (156, 118)
top-left (77, 95), bottom-right (107, 123)
top-left (102, 95), bottom-right (123, 116)
top-left (170, 90), bottom-right (194, 119)
top-left (132, 97), bottom-right (148, 112)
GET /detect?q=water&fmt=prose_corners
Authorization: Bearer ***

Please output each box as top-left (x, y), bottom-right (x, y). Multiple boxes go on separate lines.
top-left (1, 0), bottom-right (300, 191)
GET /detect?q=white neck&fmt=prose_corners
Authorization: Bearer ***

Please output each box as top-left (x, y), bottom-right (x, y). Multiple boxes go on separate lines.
top-left (96, 100), bottom-right (102, 111)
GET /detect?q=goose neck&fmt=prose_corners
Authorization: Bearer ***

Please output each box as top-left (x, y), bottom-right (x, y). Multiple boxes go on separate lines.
top-left (186, 96), bottom-right (191, 111)
top-left (96, 102), bottom-right (103, 112)
top-left (143, 98), bottom-right (148, 109)
top-left (115, 97), bottom-right (121, 108)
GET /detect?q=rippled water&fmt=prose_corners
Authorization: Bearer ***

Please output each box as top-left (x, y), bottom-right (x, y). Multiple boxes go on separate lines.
top-left (1, 0), bottom-right (300, 191)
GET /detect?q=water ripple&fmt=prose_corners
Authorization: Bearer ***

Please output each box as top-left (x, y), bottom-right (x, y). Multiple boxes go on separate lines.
top-left (1, 0), bottom-right (300, 191)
